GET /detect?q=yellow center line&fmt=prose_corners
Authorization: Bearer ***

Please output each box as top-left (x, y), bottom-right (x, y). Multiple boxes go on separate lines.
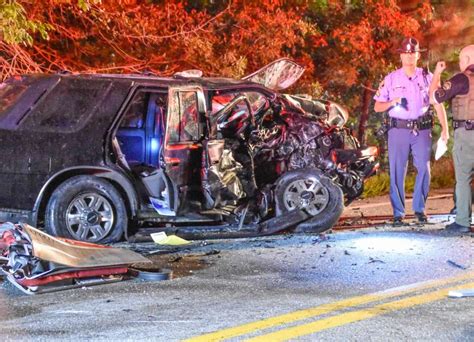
top-left (247, 281), bottom-right (474, 341)
top-left (185, 272), bottom-right (474, 342)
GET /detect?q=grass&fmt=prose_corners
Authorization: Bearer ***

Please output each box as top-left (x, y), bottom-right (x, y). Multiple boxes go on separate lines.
top-left (362, 157), bottom-right (455, 198)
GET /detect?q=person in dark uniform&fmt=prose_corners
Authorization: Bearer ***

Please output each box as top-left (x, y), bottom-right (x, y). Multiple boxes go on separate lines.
top-left (429, 44), bottom-right (474, 233)
top-left (374, 37), bottom-right (449, 226)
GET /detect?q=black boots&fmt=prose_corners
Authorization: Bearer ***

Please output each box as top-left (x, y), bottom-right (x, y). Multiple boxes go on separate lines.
top-left (445, 222), bottom-right (471, 233)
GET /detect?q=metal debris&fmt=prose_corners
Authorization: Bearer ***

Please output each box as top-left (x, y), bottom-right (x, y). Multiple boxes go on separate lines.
top-left (130, 268), bottom-right (172, 281)
top-left (368, 257), bottom-right (385, 264)
top-left (0, 222), bottom-right (151, 295)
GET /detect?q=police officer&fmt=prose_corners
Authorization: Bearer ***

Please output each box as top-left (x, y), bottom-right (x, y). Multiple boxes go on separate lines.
top-left (374, 37), bottom-right (449, 226)
top-left (429, 45), bottom-right (474, 233)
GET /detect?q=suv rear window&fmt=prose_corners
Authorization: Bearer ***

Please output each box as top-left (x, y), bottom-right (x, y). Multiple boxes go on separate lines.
top-left (21, 78), bottom-right (113, 133)
top-left (0, 81), bottom-right (29, 116)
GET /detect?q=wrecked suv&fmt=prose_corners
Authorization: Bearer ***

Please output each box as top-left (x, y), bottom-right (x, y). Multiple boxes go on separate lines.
top-left (0, 59), bottom-right (378, 243)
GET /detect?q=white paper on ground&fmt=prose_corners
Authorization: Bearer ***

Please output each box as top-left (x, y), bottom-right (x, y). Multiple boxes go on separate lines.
top-left (150, 232), bottom-right (190, 245)
top-left (435, 137), bottom-right (447, 160)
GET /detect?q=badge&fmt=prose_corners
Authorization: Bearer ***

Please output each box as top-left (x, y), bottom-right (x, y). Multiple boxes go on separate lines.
top-left (443, 81), bottom-right (451, 90)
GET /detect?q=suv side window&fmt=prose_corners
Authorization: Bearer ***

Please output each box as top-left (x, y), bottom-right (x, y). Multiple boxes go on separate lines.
top-left (168, 91), bottom-right (199, 143)
top-left (21, 78), bottom-right (112, 133)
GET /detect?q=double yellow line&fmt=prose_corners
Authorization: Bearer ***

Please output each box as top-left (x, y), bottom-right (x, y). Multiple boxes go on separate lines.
top-left (185, 272), bottom-right (474, 341)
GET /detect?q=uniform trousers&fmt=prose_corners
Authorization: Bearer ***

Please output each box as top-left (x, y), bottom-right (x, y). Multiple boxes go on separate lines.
top-left (388, 128), bottom-right (431, 218)
top-left (453, 127), bottom-right (474, 227)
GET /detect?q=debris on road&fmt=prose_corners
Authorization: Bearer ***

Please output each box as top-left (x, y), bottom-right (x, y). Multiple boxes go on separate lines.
top-left (447, 260), bottom-right (469, 270)
top-left (129, 267), bottom-right (172, 281)
top-left (448, 289), bottom-right (474, 298)
top-left (334, 213), bottom-right (453, 230)
top-left (368, 257), bottom-right (386, 264)
top-left (151, 232), bottom-right (191, 246)
top-left (0, 222), bottom-right (151, 294)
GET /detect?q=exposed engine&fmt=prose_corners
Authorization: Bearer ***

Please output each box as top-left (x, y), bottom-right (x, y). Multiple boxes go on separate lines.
top-left (246, 94), bottom-right (378, 204)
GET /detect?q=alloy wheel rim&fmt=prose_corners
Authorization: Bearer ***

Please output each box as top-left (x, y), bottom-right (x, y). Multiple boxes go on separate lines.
top-left (283, 177), bottom-right (329, 215)
top-left (65, 192), bottom-right (114, 242)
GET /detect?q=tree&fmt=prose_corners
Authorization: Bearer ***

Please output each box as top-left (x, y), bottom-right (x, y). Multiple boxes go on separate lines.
top-left (1, 0), bottom-right (472, 150)
top-left (1, 0), bottom-right (321, 84)
top-left (0, 0), bottom-right (50, 77)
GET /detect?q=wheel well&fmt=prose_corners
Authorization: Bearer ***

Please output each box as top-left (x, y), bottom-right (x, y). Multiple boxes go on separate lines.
top-left (35, 169), bottom-right (135, 226)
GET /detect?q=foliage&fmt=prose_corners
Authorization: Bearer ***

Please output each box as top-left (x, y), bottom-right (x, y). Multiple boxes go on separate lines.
top-left (0, 1), bottom-right (435, 86)
top-left (0, 0), bottom-right (50, 45)
top-left (362, 171), bottom-right (392, 198)
top-left (363, 157), bottom-right (455, 198)
top-left (0, 0), bottom-right (322, 83)
top-left (0, 0), bottom-right (472, 175)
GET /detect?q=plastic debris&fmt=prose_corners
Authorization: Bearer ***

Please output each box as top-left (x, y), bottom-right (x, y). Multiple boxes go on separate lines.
top-left (448, 289), bottom-right (474, 298)
top-left (151, 232), bottom-right (191, 246)
top-left (447, 260), bottom-right (469, 270)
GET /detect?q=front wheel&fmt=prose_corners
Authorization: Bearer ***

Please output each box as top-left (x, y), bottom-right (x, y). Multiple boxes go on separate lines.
top-left (45, 175), bottom-right (127, 243)
top-left (275, 169), bottom-right (343, 234)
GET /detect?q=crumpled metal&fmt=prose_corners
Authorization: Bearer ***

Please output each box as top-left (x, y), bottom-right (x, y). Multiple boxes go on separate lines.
top-left (0, 223), bottom-right (150, 294)
top-left (208, 149), bottom-right (245, 203)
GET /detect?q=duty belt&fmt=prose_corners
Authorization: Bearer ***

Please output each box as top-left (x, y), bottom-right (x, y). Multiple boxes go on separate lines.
top-left (453, 120), bottom-right (474, 130)
top-left (389, 115), bottom-right (433, 136)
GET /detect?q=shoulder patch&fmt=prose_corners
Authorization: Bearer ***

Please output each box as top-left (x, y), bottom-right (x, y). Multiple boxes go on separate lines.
top-left (435, 88), bottom-right (446, 99)
top-left (443, 81), bottom-right (451, 90)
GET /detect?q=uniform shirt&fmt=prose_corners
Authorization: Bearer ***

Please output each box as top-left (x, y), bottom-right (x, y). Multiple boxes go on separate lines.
top-left (433, 64), bottom-right (474, 103)
top-left (374, 67), bottom-right (432, 120)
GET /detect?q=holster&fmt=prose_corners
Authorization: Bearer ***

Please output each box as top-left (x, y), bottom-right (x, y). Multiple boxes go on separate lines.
top-left (453, 120), bottom-right (474, 130)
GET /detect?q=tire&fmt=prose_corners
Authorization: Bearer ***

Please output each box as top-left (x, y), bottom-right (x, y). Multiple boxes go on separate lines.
top-left (274, 169), bottom-right (343, 234)
top-left (45, 175), bottom-right (127, 243)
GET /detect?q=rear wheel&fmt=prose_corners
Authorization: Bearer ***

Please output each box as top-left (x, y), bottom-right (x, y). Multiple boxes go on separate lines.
top-left (275, 169), bottom-right (343, 234)
top-left (45, 175), bottom-right (127, 243)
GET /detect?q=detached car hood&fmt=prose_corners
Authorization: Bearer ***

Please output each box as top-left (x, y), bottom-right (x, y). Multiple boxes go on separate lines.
top-left (242, 58), bottom-right (305, 91)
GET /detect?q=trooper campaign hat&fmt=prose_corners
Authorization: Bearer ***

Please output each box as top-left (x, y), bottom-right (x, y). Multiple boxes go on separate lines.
top-left (396, 37), bottom-right (426, 53)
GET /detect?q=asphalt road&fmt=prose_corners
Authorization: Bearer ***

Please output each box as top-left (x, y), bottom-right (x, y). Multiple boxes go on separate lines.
top-left (0, 219), bottom-right (473, 341)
